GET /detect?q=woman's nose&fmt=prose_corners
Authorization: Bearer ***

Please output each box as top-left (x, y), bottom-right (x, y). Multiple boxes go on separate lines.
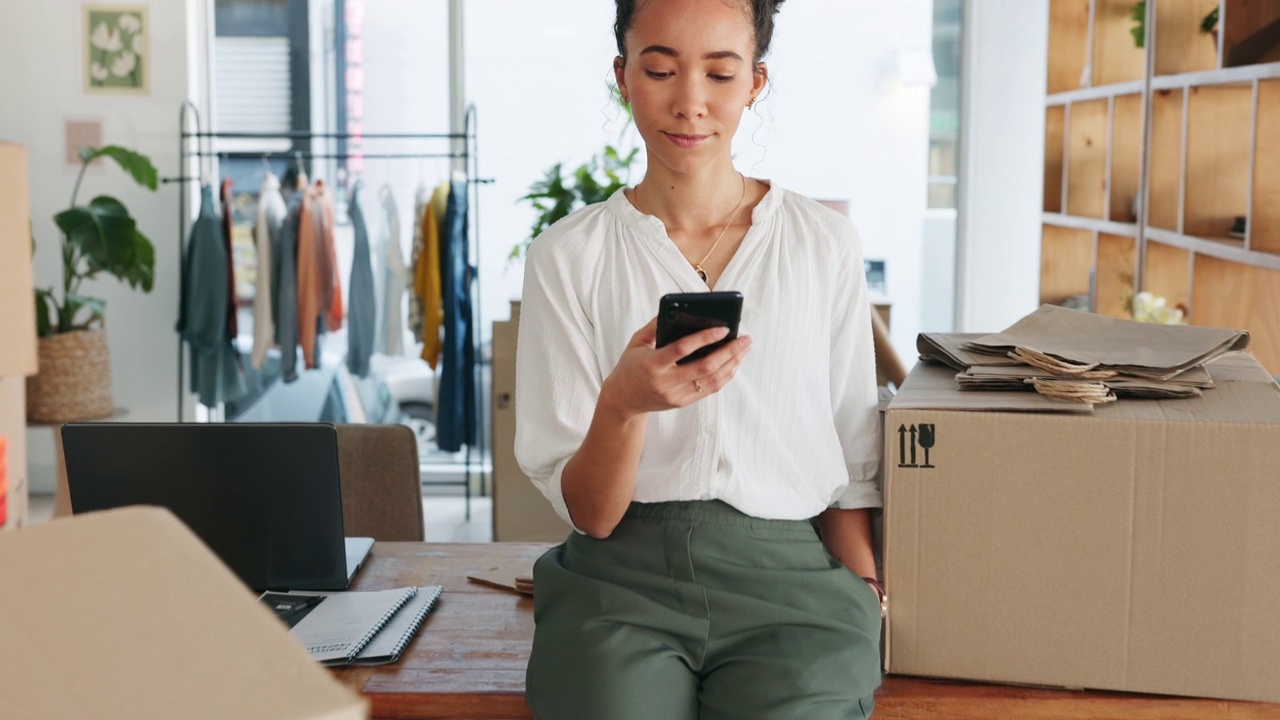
top-left (672, 77), bottom-right (708, 119)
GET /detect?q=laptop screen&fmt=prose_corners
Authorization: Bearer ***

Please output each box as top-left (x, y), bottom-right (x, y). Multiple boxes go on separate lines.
top-left (61, 423), bottom-right (350, 592)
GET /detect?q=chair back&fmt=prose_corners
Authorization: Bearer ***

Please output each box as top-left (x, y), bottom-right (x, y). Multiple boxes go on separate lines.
top-left (335, 423), bottom-right (425, 541)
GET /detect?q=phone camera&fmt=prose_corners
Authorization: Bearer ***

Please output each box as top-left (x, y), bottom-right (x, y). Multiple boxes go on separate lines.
top-left (664, 310), bottom-right (678, 322)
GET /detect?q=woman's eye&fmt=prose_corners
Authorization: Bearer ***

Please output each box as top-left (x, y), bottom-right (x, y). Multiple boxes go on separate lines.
top-left (709, 74), bottom-right (735, 83)
top-left (645, 70), bottom-right (673, 79)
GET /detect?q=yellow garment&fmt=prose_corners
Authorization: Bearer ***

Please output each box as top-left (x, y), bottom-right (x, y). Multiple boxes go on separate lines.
top-left (415, 182), bottom-right (449, 368)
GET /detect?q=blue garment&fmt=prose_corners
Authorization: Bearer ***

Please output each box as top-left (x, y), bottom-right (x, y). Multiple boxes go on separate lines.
top-left (346, 191), bottom-right (376, 377)
top-left (177, 185), bottom-right (246, 407)
top-left (435, 180), bottom-right (477, 452)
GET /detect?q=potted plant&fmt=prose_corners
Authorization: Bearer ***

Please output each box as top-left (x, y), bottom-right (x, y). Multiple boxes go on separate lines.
top-left (27, 145), bottom-right (157, 422)
top-left (512, 88), bottom-right (639, 261)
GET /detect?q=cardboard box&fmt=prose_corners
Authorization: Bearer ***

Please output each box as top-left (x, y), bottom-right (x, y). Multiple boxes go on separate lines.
top-left (0, 143), bottom-right (37, 378)
top-left (491, 301), bottom-right (571, 541)
top-left (0, 506), bottom-right (368, 719)
top-left (0, 144), bottom-right (37, 533)
top-left (883, 352), bottom-right (1280, 702)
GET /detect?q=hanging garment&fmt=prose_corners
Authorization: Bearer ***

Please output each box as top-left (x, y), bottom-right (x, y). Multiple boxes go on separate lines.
top-left (414, 181), bottom-right (448, 369)
top-left (407, 185), bottom-right (429, 344)
top-left (435, 180), bottom-right (476, 452)
top-left (177, 185), bottom-right (246, 407)
top-left (376, 185), bottom-right (409, 356)
top-left (276, 194), bottom-right (302, 383)
top-left (251, 172), bottom-right (287, 369)
top-left (296, 181), bottom-right (344, 369)
top-left (347, 190), bottom-right (376, 378)
top-left (315, 181), bottom-right (344, 334)
top-left (296, 187), bottom-right (322, 369)
top-left (219, 179), bottom-right (239, 338)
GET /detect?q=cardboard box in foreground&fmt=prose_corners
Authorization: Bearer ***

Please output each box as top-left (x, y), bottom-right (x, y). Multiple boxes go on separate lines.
top-left (0, 143), bottom-right (38, 532)
top-left (884, 352), bottom-right (1280, 703)
top-left (0, 506), bottom-right (367, 720)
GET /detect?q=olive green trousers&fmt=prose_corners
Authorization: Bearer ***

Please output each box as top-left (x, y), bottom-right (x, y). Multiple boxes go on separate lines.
top-left (526, 500), bottom-right (882, 720)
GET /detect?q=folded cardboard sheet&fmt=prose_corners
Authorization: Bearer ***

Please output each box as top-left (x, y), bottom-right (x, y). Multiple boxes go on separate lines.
top-left (0, 506), bottom-right (368, 720)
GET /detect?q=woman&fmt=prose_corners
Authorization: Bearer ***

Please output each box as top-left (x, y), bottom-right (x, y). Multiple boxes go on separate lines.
top-left (515, 1), bottom-right (884, 717)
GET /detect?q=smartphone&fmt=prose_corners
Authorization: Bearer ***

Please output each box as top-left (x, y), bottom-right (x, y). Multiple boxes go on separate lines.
top-left (656, 291), bottom-right (744, 365)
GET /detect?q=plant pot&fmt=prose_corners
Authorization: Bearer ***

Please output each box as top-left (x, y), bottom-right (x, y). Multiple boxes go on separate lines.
top-left (26, 329), bottom-right (113, 422)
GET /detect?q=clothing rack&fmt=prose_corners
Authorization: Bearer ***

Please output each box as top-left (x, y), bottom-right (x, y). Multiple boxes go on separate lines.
top-left (162, 101), bottom-right (492, 511)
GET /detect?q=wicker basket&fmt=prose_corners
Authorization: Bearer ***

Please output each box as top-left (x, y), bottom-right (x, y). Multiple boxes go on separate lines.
top-left (26, 329), bottom-right (113, 422)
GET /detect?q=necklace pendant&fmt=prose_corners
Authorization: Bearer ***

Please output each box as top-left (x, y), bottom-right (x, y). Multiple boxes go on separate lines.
top-left (695, 265), bottom-right (708, 282)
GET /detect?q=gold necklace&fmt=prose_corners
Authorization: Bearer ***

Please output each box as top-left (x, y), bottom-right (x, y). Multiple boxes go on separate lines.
top-left (692, 173), bottom-right (747, 283)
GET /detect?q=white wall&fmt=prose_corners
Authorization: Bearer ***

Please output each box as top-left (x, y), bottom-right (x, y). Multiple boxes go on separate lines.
top-left (954, 0), bottom-right (1048, 333)
top-left (459, 0), bottom-right (934, 360)
top-left (0, 0), bottom-right (206, 489)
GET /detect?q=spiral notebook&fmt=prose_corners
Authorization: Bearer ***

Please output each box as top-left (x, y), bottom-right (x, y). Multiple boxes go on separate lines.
top-left (261, 586), bottom-right (435, 665)
top-left (349, 586), bottom-right (444, 666)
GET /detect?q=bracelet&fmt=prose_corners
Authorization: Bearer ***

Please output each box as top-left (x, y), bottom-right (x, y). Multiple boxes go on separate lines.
top-left (865, 573), bottom-right (885, 614)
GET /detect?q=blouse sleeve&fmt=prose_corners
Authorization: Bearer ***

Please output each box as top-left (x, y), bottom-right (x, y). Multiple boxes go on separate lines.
top-left (828, 223), bottom-right (884, 510)
top-left (513, 237), bottom-right (599, 532)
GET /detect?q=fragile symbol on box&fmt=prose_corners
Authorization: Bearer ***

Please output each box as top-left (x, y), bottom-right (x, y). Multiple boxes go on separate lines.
top-left (897, 423), bottom-right (935, 469)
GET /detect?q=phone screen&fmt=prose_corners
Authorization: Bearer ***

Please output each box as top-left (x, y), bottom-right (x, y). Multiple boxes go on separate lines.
top-left (656, 291), bottom-right (744, 365)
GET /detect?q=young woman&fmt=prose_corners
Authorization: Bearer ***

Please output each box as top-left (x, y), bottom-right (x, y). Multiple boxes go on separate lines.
top-left (514, 1), bottom-right (884, 717)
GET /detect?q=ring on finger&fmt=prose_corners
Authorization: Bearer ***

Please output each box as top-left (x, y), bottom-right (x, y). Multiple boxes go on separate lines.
top-left (694, 379), bottom-right (704, 393)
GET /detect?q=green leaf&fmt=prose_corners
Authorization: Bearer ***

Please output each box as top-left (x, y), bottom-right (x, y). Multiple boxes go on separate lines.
top-left (34, 289), bottom-right (55, 338)
top-left (54, 194), bottom-right (155, 295)
top-left (79, 145), bottom-right (159, 190)
top-left (65, 293), bottom-right (106, 330)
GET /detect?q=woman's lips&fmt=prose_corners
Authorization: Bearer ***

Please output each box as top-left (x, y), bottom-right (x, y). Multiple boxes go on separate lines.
top-left (665, 133), bottom-right (709, 149)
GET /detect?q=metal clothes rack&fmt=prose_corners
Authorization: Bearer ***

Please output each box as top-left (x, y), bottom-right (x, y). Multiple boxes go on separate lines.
top-left (162, 101), bottom-right (492, 514)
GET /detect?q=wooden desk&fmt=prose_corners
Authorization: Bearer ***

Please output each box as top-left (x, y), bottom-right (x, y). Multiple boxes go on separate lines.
top-left (334, 543), bottom-right (1280, 720)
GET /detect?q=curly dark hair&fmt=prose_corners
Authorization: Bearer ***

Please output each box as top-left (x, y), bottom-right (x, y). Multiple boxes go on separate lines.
top-left (613, 0), bottom-right (786, 64)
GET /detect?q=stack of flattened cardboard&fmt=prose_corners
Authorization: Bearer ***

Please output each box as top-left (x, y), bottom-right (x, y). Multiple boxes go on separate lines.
top-left (919, 305), bottom-right (1250, 408)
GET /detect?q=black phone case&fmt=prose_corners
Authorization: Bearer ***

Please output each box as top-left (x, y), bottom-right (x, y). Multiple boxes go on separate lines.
top-left (656, 291), bottom-right (744, 365)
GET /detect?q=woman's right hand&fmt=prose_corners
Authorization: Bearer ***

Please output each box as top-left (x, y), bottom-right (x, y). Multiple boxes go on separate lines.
top-left (598, 317), bottom-right (752, 419)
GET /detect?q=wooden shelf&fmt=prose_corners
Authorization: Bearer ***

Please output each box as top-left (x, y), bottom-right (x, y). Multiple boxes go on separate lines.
top-left (1143, 240), bottom-right (1192, 311)
top-left (1040, 224), bottom-right (1094, 306)
top-left (1185, 83), bottom-right (1253, 240)
top-left (1048, 0), bottom-right (1091, 94)
top-left (1146, 226), bottom-right (1280, 271)
top-left (1224, 0), bottom-right (1280, 68)
top-left (1044, 1), bottom-right (1280, 374)
top-left (1042, 212), bottom-right (1137, 237)
top-left (1096, 233), bottom-right (1136, 317)
top-left (1192, 254), bottom-right (1280, 371)
top-left (1067, 99), bottom-right (1109, 218)
top-left (1110, 93), bottom-right (1144, 222)
top-left (1147, 88), bottom-right (1184, 233)
top-left (1254, 78), bottom-right (1280, 254)
top-left (1094, 0), bottom-right (1148, 85)
top-left (1154, 0), bottom-right (1221, 77)
top-left (1045, 106), bottom-right (1065, 213)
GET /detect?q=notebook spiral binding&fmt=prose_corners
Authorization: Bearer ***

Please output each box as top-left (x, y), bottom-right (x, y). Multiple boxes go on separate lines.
top-left (389, 586), bottom-right (444, 659)
top-left (344, 587), bottom-right (419, 662)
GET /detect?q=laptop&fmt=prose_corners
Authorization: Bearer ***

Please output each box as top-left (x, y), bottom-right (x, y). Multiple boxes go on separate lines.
top-left (61, 422), bottom-right (374, 592)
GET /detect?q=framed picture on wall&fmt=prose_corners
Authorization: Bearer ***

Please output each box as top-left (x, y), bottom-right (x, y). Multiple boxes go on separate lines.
top-left (83, 4), bottom-right (149, 95)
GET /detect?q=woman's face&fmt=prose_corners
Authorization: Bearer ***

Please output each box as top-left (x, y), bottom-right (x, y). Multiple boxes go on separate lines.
top-left (615, 0), bottom-right (767, 178)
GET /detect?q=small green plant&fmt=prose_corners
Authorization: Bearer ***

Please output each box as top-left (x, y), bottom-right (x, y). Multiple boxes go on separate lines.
top-left (1131, 1), bottom-right (1146, 48)
top-left (1201, 6), bottom-right (1219, 35)
top-left (512, 87), bottom-right (640, 261)
top-left (34, 145), bottom-right (158, 337)
top-left (1133, 2), bottom-right (1220, 48)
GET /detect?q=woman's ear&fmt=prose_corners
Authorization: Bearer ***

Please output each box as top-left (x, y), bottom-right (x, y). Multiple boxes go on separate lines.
top-left (614, 56), bottom-right (628, 102)
top-left (753, 62), bottom-right (769, 98)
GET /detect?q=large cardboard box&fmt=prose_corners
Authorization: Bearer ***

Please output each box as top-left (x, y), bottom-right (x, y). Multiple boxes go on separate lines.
top-left (0, 506), bottom-right (368, 719)
top-left (883, 352), bottom-right (1280, 703)
top-left (0, 143), bottom-right (38, 532)
top-left (492, 301), bottom-right (572, 541)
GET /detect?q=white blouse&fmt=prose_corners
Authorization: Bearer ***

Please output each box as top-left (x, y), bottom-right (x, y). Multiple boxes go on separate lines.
top-left (514, 181), bottom-right (882, 530)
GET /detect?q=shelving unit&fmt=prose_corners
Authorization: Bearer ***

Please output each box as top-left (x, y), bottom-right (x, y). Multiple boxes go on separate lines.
top-left (1043, 0), bottom-right (1280, 373)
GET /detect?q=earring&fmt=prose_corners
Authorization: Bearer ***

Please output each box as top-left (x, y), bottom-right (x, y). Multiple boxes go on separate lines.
top-left (747, 97), bottom-right (755, 109)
